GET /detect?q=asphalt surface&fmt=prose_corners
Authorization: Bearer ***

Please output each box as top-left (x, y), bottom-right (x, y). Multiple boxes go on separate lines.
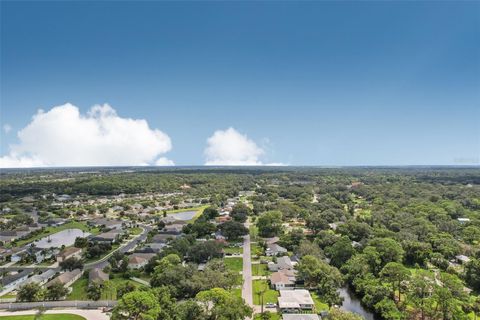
top-left (242, 223), bottom-right (253, 309)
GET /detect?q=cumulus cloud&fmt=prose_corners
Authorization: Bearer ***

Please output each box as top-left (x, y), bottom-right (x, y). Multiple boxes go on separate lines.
top-left (204, 127), bottom-right (284, 166)
top-left (0, 103), bottom-right (174, 168)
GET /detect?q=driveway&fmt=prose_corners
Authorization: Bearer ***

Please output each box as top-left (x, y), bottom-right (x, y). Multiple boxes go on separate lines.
top-left (242, 222), bottom-right (253, 309)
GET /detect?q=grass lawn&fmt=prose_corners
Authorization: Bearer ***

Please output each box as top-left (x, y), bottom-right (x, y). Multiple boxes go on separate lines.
top-left (311, 291), bottom-right (329, 312)
top-left (129, 227), bottom-right (143, 235)
top-left (253, 314), bottom-right (281, 320)
top-left (0, 315), bottom-right (85, 320)
top-left (224, 246), bottom-right (243, 255)
top-left (14, 221), bottom-right (99, 247)
top-left (253, 280), bottom-right (279, 305)
top-left (251, 243), bottom-right (264, 256)
top-left (252, 263), bottom-right (270, 276)
top-left (230, 288), bottom-right (242, 299)
top-left (224, 257), bottom-right (243, 273)
top-left (68, 274), bottom-right (144, 300)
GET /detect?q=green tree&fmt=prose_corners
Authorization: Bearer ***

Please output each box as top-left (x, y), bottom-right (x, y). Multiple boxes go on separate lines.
top-left (17, 283), bottom-right (43, 302)
top-left (196, 288), bottom-right (253, 320)
top-left (87, 282), bottom-right (102, 301)
top-left (45, 282), bottom-right (68, 301)
top-left (296, 255), bottom-right (343, 307)
top-left (380, 262), bottom-right (410, 303)
top-left (112, 291), bottom-right (161, 320)
top-left (408, 270), bottom-right (435, 320)
top-left (328, 236), bottom-right (356, 268)
top-left (256, 211), bottom-right (283, 237)
top-left (465, 258), bottom-right (480, 291)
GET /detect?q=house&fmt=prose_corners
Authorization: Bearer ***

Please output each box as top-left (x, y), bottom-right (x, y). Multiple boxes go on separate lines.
top-left (457, 218), bottom-right (471, 224)
top-left (128, 255), bottom-right (149, 269)
top-left (0, 270), bottom-right (32, 295)
top-left (90, 230), bottom-right (123, 244)
top-left (88, 219), bottom-right (123, 230)
top-left (278, 289), bottom-right (315, 313)
top-left (215, 216), bottom-right (232, 224)
top-left (264, 237), bottom-right (280, 245)
top-left (159, 224), bottom-right (183, 235)
top-left (160, 215), bottom-right (178, 225)
top-left (141, 243), bottom-right (166, 253)
top-left (23, 270), bottom-right (56, 286)
top-left (270, 269), bottom-right (296, 290)
top-left (29, 247), bottom-right (58, 263)
top-left (214, 230), bottom-right (226, 241)
top-left (266, 243), bottom-right (288, 256)
top-left (282, 315), bottom-right (320, 320)
top-left (46, 269), bottom-right (83, 289)
top-left (44, 218), bottom-right (67, 227)
top-left (455, 255), bottom-right (471, 265)
top-left (57, 247), bottom-right (83, 263)
top-left (10, 249), bottom-right (28, 263)
top-left (0, 230), bottom-right (20, 243)
top-left (89, 268), bottom-right (109, 284)
top-left (268, 256), bottom-right (293, 272)
top-left (151, 234), bottom-right (180, 243)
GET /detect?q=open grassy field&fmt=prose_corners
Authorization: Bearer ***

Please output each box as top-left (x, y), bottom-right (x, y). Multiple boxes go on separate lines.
top-left (0, 315), bottom-right (85, 320)
top-left (224, 257), bottom-right (243, 273)
top-left (68, 274), bottom-right (144, 300)
top-left (252, 263), bottom-right (270, 276)
top-left (253, 280), bottom-right (279, 305)
top-left (223, 246), bottom-right (243, 255)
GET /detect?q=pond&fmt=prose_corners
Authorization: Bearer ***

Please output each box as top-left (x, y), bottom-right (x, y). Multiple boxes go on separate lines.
top-left (170, 210), bottom-right (197, 221)
top-left (35, 228), bottom-right (91, 249)
top-left (339, 287), bottom-right (379, 320)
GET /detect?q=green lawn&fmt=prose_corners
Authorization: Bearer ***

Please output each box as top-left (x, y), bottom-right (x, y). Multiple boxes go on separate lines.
top-left (224, 257), bottom-right (243, 273)
top-left (253, 314), bottom-right (281, 320)
top-left (0, 315), bottom-right (85, 320)
top-left (253, 280), bottom-right (279, 305)
top-left (230, 288), bottom-right (242, 299)
top-left (311, 291), bottom-right (329, 312)
top-left (251, 243), bottom-right (264, 256)
top-left (68, 274), bottom-right (144, 300)
top-left (252, 263), bottom-right (270, 276)
top-left (129, 227), bottom-right (143, 235)
top-left (224, 246), bottom-right (243, 255)
top-left (14, 221), bottom-right (100, 247)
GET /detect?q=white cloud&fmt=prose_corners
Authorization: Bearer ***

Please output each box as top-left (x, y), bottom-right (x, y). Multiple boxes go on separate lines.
top-left (3, 124), bottom-right (12, 134)
top-left (155, 157), bottom-right (175, 166)
top-left (0, 103), bottom-right (174, 168)
top-left (204, 127), bottom-right (284, 166)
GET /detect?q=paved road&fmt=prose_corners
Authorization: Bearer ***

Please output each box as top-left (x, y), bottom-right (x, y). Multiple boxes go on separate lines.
top-left (0, 309), bottom-right (110, 320)
top-left (0, 300), bottom-right (117, 311)
top-left (242, 222), bottom-right (253, 310)
top-left (84, 225), bottom-right (151, 270)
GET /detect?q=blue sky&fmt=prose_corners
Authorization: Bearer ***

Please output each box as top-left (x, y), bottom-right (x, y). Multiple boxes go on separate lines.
top-left (1, 1), bottom-right (479, 166)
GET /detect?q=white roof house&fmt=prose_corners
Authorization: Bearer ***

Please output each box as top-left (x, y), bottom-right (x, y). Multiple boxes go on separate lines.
top-left (278, 289), bottom-right (314, 312)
